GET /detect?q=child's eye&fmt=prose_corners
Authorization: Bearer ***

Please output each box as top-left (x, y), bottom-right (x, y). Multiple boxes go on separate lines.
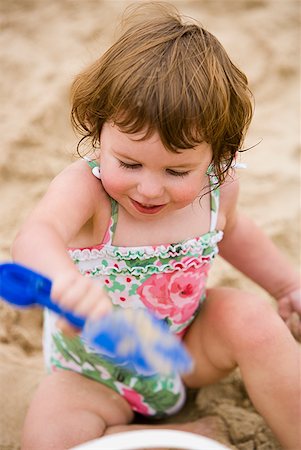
top-left (119, 160), bottom-right (141, 169)
top-left (166, 169), bottom-right (190, 177)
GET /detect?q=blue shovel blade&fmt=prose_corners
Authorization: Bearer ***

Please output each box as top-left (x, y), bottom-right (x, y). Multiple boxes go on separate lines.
top-left (83, 309), bottom-right (194, 375)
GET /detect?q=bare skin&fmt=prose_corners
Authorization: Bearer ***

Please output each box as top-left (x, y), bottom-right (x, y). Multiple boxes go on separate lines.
top-left (21, 288), bottom-right (300, 450)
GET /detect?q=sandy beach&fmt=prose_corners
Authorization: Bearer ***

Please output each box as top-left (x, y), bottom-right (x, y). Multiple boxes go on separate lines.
top-left (0, 1), bottom-right (300, 449)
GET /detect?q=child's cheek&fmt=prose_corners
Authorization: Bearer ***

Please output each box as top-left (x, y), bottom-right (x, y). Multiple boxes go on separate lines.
top-left (101, 170), bottom-right (128, 197)
top-left (174, 183), bottom-right (201, 205)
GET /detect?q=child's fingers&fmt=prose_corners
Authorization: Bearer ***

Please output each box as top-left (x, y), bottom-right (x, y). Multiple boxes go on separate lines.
top-left (62, 277), bottom-right (93, 309)
top-left (72, 283), bottom-right (112, 319)
top-left (89, 300), bottom-right (112, 321)
top-left (50, 271), bottom-right (112, 325)
top-left (51, 271), bottom-right (82, 308)
top-left (52, 273), bottom-right (109, 309)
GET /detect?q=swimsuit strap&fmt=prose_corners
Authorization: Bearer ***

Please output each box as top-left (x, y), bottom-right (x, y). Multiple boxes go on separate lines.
top-left (206, 164), bottom-right (220, 232)
top-left (206, 157), bottom-right (247, 232)
top-left (107, 198), bottom-right (119, 244)
top-left (84, 157), bottom-right (118, 245)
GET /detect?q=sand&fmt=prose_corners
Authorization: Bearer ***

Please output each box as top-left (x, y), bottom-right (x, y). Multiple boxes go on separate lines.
top-left (0, 0), bottom-right (300, 449)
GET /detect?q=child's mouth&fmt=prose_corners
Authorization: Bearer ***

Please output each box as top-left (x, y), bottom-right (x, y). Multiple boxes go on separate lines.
top-left (131, 199), bottom-right (166, 215)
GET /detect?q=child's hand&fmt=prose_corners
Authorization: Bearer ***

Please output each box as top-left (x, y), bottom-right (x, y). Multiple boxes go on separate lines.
top-left (277, 289), bottom-right (301, 342)
top-left (51, 270), bottom-right (112, 335)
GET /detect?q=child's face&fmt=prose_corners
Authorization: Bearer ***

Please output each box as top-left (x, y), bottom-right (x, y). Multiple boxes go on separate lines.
top-left (99, 122), bottom-right (212, 220)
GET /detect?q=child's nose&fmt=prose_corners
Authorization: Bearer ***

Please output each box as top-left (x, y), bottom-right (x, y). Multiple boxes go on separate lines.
top-left (137, 173), bottom-right (164, 199)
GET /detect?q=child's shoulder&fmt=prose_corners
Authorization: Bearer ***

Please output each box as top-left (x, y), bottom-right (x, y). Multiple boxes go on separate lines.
top-left (46, 159), bottom-right (112, 246)
top-left (54, 159), bottom-right (107, 196)
top-left (219, 169), bottom-right (240, 221)
top-left (47, 159), bottom-right (111, 214)
top-left (220, 169), bottom-right (240, 197)
top-left (56, 158), bottom-right (96, 180)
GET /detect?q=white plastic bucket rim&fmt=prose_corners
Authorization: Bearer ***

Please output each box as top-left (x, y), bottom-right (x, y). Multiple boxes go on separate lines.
top-left (71, 429), bottom-right (230, 450)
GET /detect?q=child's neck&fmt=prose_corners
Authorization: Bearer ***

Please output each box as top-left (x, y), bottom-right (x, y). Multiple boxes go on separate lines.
top-left (112, 197), bottom-right (211, 247)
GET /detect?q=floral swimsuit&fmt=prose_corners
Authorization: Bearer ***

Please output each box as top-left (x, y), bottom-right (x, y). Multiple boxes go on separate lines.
top-left (43, 161), bottom-right (223, 418)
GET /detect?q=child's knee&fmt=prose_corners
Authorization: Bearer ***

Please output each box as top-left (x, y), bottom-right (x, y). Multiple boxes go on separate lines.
top-left (206, 288), bottom-right (280, 352)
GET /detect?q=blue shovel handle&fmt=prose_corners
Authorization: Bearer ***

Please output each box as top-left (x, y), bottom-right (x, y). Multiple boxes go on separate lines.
top-left (0, 262), bottom-right (85, 329)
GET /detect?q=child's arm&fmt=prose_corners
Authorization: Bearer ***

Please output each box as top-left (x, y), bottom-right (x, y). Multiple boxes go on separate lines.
top-left (12, 160), bottom-right (112, 324)
top-left (218, 175), bottom-right (300, 339)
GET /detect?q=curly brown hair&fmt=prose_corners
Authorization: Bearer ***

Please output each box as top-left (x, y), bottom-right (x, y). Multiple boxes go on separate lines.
top-left (71, 2), bottom-right (253, 185)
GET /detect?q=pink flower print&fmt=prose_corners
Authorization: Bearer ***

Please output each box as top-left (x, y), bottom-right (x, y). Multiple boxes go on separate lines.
top-left (137, 259), bottom-right (209, 325)
top-left (117, 386), bottom-right (153, 415)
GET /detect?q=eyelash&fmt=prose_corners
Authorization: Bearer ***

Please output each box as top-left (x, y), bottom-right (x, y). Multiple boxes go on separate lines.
top-left (118, 161), bottom-right (190, 178)
top-left (166, 169), bottom-right (190, 178)
top-left (119, 161), bottom-right (141, 170)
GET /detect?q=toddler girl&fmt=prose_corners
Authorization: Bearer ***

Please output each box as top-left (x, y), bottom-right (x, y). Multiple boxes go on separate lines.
top-left (13, 3), bottom-right (300, 449)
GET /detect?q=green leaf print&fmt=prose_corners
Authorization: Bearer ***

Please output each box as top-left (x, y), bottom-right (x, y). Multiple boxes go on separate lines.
top-left (210, 194), bottom-right (217, 213)
top-left (129, 283), bottom-right (139, 295)
top-left (132, 376), bottom-right (180, 413)
top-left (134, 375), bottom-right (178, 405)
top-left (203, 246), bottom-right (214, 256)
top-left (124, 256), bottom-right (158, 270)
top-left (50, 357), bottom-right (67, 371)
top-left (103, 275), bottom-right (125, 293)
top-left (82, 369), bottom-right (116, 390)
top-left (56, 334), bottom-right (116, 376)
top-left (113, 367), bottom-right (136, 384)
top-left (132, 376), bottom-right (158, 395)
top-left (148, 389), bottom-right (180, 412)
top-left (53, 334), bottom-right (80, 364)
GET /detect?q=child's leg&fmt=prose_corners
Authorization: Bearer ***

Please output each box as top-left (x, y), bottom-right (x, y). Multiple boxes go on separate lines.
top-left (182, 287), bottom-right (300, 450)
top-left (21, 370), bottom-right (134, 450)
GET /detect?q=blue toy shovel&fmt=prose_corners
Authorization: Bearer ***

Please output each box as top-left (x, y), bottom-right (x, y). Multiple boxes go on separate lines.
top-left (0, 262), bottom-right (193, 375)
